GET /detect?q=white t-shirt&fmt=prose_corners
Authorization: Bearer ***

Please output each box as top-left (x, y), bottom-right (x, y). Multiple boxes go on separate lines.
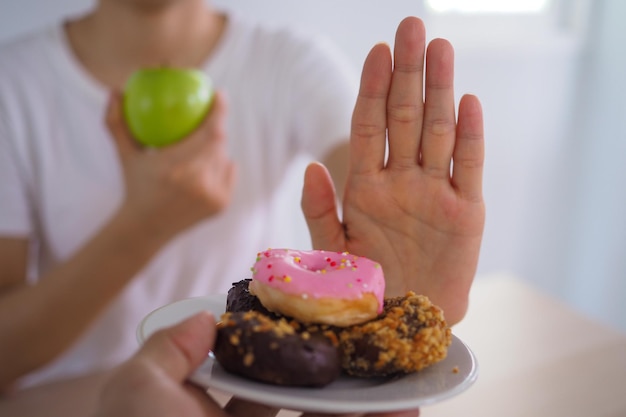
top-left (0, 13), bottom-right (358, 387)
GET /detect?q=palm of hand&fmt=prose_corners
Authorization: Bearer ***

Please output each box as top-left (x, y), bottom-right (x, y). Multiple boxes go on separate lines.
top-left (342, 163), bottom-right (485, 324)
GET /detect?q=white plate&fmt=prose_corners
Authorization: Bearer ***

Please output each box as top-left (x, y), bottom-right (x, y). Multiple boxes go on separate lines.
top-left (137, 295), bottom-right (478, 413)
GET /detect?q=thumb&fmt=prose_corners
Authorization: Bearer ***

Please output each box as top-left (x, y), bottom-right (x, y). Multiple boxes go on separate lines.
top-left (138, 311), bottom-right (216, 382)
top-left (301, 162), bottom-right (345, 251)
top-left (105, 91), bottom-right (141, 166)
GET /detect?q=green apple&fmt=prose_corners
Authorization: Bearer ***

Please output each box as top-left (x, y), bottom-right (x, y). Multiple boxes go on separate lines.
top-left (123, 67), bottom-right (214, 147)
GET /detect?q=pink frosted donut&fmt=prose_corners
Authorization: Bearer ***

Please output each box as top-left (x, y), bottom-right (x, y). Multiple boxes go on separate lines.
top-left (248, 249), bottom-right (385, 327)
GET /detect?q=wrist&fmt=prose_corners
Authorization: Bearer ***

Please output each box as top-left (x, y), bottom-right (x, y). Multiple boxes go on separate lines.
top-left (112, 202), bottom-right (185, 248)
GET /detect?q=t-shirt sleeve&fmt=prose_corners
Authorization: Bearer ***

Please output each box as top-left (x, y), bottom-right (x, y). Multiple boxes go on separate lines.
top-left (0, 90), bottom-right (33, 237)
top-left (285, 33), bottom-right (359, 160)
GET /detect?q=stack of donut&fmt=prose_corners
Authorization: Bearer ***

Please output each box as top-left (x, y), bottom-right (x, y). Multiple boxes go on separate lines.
top-left (213, 249), bottom-right (452, 387)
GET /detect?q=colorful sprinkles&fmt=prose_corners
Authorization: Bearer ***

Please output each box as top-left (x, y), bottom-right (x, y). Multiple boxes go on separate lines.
top-left (250, 248), bottom-right (386, 314)
top-left (251, 248), bottom-right (382, 292)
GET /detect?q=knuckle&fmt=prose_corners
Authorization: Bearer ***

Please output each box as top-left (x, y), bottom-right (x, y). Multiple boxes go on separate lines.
top-left (425, 118), bottom-right (455, 137)
top-left (351, 121), bottom-right (386, 140)
top-left (422, 164), bottom-right (450, 180)
top-left (387, 103), bottom-right (421, 124)
top-left (394, 62), bottom-right (424, 74)
top-left (454, 156), bottom-right (484, 170)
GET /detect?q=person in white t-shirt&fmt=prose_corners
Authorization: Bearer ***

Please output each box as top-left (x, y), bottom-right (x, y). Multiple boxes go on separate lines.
top-left (96, 15), bottom-right (485, 417)
top-left (0, 0), bottom-right (485, 400)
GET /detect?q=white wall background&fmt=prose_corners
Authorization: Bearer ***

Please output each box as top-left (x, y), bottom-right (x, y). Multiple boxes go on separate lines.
top-left (1, 0), bottom-right (624, 332)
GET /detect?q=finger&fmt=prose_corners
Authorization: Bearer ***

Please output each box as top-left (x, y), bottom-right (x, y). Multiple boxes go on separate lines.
top-left (452, 94), bottom-right (484, 202)
top-left (350, 43), bottom-right (392, 175)
top-left (138, 311), bottom-right (216, 382)
top-left (105, 91), bottom-right (141, 164)
top-left (300, 162), bottom-right (345, 252)
top-left (420, 38), bottom-right (456, 179)
top-left (224, 398), bottom-right (280, 417)
top-left (386, 16), bottom-right (426, 170)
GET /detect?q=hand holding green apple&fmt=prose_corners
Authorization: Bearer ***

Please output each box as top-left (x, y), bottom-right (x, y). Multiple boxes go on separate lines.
top-left (107, 85), bottom-right (237, 240)
top-left (123, 67), bottom-right (215, 147)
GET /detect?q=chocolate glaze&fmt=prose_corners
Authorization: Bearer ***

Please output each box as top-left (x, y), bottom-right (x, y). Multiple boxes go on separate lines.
top-left (338, 292), bottom-right (451, 377)
top-left (225, 279), bottom-right (273, 315)
top-left (214, 311), bottom-right (341, 387)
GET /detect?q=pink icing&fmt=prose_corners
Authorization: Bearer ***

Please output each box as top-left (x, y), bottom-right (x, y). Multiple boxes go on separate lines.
top-left (251, 249), bottom-right (385, 313)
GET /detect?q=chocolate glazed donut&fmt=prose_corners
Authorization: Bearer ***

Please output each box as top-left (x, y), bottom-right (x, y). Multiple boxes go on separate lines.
top-left (215, 280), bottom-right (451, 386)
top-left (214, 310), bottom-right (341, 387)
top-left (225, 279), bottom-right (275, 316)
